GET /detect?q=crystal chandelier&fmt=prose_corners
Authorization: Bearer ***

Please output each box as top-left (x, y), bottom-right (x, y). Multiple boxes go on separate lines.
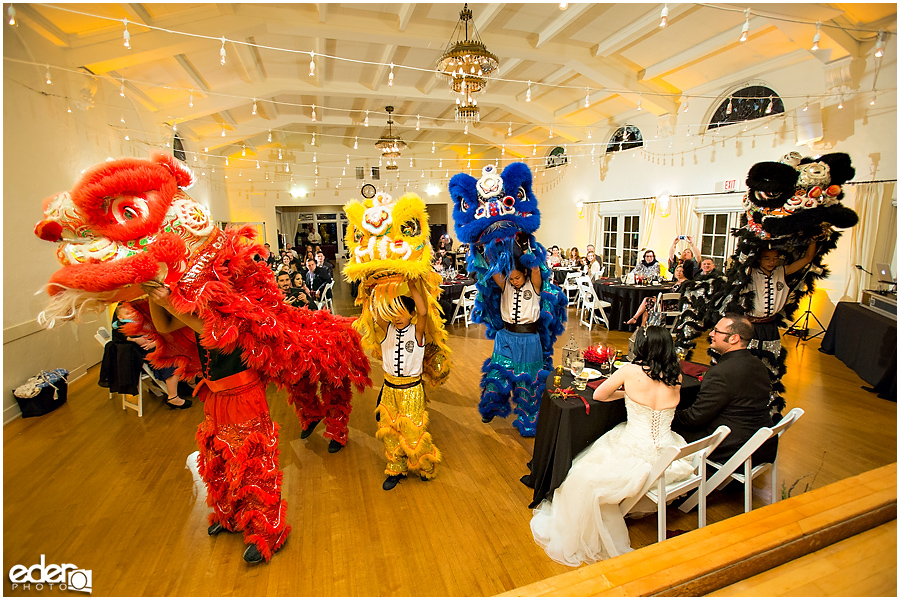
top-left (374, 106), bottom-right (406, 171)
top-left (436, 3), bottom-right (499, 123)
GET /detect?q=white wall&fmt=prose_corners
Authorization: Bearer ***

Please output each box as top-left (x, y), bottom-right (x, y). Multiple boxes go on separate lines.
top-left (2, 27), bottom-right (224, 422)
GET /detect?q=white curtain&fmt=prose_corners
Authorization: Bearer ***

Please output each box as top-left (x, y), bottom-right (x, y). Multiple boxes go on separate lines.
top-left (277, 208), bottom-right (301, 249)
top-left (639, 197), bottom-right (656, 250)
top-left (839, 182), bottom-right (887, 300)
top-left (671, 195), bottom-right (700, 240)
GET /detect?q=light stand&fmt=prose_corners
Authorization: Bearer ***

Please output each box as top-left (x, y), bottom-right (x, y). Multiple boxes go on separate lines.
top-left (785, 265), bottom-right (825, 345)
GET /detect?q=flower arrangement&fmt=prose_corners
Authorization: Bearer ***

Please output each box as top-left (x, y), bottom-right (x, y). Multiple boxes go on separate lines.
top-left (583, 345), bottom-right (611, 364)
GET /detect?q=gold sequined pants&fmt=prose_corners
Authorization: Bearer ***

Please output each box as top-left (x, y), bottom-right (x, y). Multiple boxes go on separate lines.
top-left (375, 373), bottom-right (441, 478)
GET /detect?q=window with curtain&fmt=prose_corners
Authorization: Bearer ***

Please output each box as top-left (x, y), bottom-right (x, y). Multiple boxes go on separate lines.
top-left (599, 214), bottom-right (641, 275)
top-left (700, 212), bottom-right (740, 270)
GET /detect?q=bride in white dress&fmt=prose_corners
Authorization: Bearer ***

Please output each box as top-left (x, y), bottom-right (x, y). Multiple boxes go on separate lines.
top-left (531, 326), bottom-right (694, 567)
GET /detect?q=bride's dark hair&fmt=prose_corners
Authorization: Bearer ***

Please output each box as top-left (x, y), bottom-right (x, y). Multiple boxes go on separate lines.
top-left (633, 326), bottom-right (681, 387)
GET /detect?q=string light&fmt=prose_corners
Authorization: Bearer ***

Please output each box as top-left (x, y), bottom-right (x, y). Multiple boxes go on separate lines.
top-left (346, 154), bottom-right (350, 165)
top-left (308, 51), bottom-right (315, 76)
top-left (354, 136), bottom-right (358, 149)
top-left (172, 121), bottom-right (177, 132)
top-left (636, 93), bottom-right (642, 111)
top-left (311, 132), bottom-right (316, 146)
top-left (501, 144), bottom-right (505, 155)
top-left (870, 94), bottom-right (876, 106)
top-left (874, 31), bottom-right (886, 58)
top-left (7, 5), bottom-right (16, 26)
top-left (364, 110), bottom-right (369, 127)
top-left (740, 9), bottom-right (750, 42)
top-left (225, 157), bottom-right (229, 166)
top-left (446, 169), bottom-right (449, 178)
top-left (559, 2), bottom-right (568, 9)
top-left (838, 96), bottom-right (844, 109)
top-left (549, 124), bottom-right (553, 139)
top-left (120, 81), bottom-right (126, 97)
top-left (811, 21), bottom-right (821, 51)
top-left (584, 87), bottom-right (590, 108)
top-left (124, 134), bottom-right (129, 140)
top-left (312, 152), bottom-right (316, 163)
top-left (587, 129), bottom-right (592, 139)
top-left (765, 96), bottom-right (773, 114)
top-left (268, 129), bottom-right (273, 142)
top-left (409, 157), bottom-right (414, 168)
top-left (464, 122), bottom-right (469, 135)
top-left (44, 65), bottom-right (52, 85)
top-left (725, 97), bottom-right (733, 114)
top-left (431, 141), bottom-right (435, 153)
top-left (278, 148), bottom-right (282, 159)
top-left (533, 144), bottom-right (536, 155)
top-left (221, 125), bottom-right (226, 137)
top-left (342, 167), bottom-right (346, 176)
top-left (508, 122), bottom-right (512, 136)
top-left (311, 104), bottom-right (316, 121)
top-left (659, 3), bottom-right (668, 28)
top-left (189, 90), bottom-right (194, 108)
top-left (252, 98), bottom-right (257, 115)
top-left (67, 106), bottom-right (71, 113)
top-left (219, 37), bottom-right (227, 65)
top-left (682, 99), bottom-right (689, 113)
top-left (803, 97), bottom-right (809, 111)
top-left (526, 80), bottom-right (532, 102)
top-left (123, 19), bottom-right (131, 49)
top-left (242, 144), bottom-right (246, 156)
top-left (285, 163), bottom-right (290, 173)
top-left (204, 146), bottom-right (208, 152)
top-left (467, 142), bottom-right (471, 154)
top-left (388, 62), bottom-right (394, 86)
top-left (416, 114), bottom-right (420, 131)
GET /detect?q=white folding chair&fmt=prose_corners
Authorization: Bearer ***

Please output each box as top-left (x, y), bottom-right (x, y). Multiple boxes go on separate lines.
top-left (320, 280), bottom-right (335, 313)
top-left (96, 326), bottom-right (166, 417)
top-left (620, 425), bottom-right (731, 542)
top-left (654, 292), bottom-right (682, 330)
top-left (451, 284), bottom-right (478, 327)
top-left (679, 408), bottom-right (805, 515)
top-left (577, 279), bottom-right (611, 330)
top-left (562, 272), bottom-right (581, 304)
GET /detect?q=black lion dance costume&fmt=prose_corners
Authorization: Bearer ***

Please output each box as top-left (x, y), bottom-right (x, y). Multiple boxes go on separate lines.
top-left (674, 151), bottom-right (858, 412)
top-left (449, 163), bottom-right (567, 436)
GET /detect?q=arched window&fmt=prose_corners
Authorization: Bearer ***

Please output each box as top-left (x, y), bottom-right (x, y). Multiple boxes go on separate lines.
top-left (545, 146), bottom-right (568, 168)
top-left (173, 133), bottom-right (186, 162)
top-left (606, 125), bottom-right (643, 153)
top-left (708, 85), bottom-right (784, 131)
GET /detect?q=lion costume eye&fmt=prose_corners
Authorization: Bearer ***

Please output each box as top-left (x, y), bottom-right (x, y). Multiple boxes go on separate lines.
top-left (354, 227), bottom-right (363, 243)
top-left (516, 186), bottom-right (526, 201)
top-left (110, 196), bottom-right (149, 225)
top-left (457, 195), bottom-right (469, 212)
top-left (400, 218), bottom-right (421, 237)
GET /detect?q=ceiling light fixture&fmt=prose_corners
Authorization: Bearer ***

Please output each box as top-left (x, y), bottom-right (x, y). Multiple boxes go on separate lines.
top-left (874, 31), bottom-right (886, 58)
top-left (740, 9), bottom-right (750, 42)
top-left (220, 37), bottom-right (227, 65)
top-left (123, 19), bottom-right (131, 49)
top-left (375, 106), bottom-right (406, 170)
top-left (308, 52), bottom-right (316, 76)
top-left (659, 3), bottom-right (668, 28)
top-left (811, 21), bottom-right (821, 51)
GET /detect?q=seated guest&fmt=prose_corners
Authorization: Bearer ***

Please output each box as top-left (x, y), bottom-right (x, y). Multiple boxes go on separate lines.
top-left (434, 247), bottom-right (455, 271)
top-left (274, 254), bottom-right (298, 278)
top-left (697, 257), bottom-right (720, 278)
top-left (627, 264), bottom-right (689, 326)
top-left (568, 247), bottom-right (581, 263)
top-left (277, 272), bottom-right (315, 309)
top-left (630, 249), bottom-right (661, 280)
top-left (293, 272), bottom-right (318, 309)
top-left (315, 251), bottom-right (334, 279)
top-left (439, 233), bottom-right (454, 253)
top-left (584, 250), bottom-right (603, 280)
top-left (301, 257), bottom-right (329, 303)
top-left (546, 245), bottom-right (562, 268)
top-left (673, 313), bottom-right (778, 465)
top-left (668, 236), bottom-right (701, 279)
top-left (531, 327), bottom-right (694, 565)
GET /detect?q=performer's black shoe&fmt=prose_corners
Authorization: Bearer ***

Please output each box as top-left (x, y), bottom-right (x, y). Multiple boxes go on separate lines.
top-left (420, 474), bottom-right (431, 482)
top-left (207, 522), bottom-right (227, 536)
top-left (243, 543), bottom-right (264, 564)
top-left (382, 474), bottom-right (406, 491)
top-left (481, 414), bottom-right (494, 423)
top-left (300, 420), bottom-right (321, 439)
top-left (327, 439), bottom-right (344, 453)
top-left (166, 396), bottom-right (193, 410)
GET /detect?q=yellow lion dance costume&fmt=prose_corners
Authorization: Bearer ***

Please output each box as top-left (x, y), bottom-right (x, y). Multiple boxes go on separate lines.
top-left (344, 192), bottom-right (451, 484)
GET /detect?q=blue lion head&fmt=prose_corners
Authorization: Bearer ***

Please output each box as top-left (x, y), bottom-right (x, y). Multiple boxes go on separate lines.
top-left (449, 162), bottom-right (541, 248)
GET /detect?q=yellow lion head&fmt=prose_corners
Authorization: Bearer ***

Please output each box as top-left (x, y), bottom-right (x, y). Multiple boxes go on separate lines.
top-left (343, 192), bottom-right (450, 386)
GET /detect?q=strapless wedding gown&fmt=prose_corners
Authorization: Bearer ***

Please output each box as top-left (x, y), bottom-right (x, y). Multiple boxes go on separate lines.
top-left (530, 396), bottom-right (695, 567)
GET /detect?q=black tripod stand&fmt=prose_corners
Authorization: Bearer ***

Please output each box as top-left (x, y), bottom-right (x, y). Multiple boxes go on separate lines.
top-left (785, 293), bottom-right (825, 344)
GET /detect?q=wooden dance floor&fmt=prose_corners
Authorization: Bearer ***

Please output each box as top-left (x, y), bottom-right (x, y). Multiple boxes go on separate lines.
top-left (3, 280), bottom-right (896, 596)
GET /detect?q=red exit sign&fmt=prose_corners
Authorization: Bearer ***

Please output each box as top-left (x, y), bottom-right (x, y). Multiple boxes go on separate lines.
top-left (724, 179), bottom-right (737, 191)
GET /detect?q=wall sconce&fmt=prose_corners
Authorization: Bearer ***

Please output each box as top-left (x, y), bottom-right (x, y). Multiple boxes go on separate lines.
top-left (290, 187), bottom-right (308, 199)
top-left (657, 193), bottom-right (671, 217)
top-left (576, 200), bottom-right (585, 219)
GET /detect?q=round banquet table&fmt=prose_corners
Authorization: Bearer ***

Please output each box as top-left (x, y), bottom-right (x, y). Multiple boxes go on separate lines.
top-left (520, 368), bottom-right (702, 508)
top-left (593, 279), bottom-right (673, 332)
top-left (552, 266), bottom-right (577, 285)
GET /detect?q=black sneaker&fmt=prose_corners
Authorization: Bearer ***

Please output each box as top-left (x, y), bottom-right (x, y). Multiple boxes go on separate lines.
top-left (481, 414), bottom-right (494, 423)
top-left (300, 420), bottom-right (321, 439)
top-left (327, 439), bottom-right (344, 453)
top-left (207, 522), bottom-right (227, 536)
top-left (382, 474), bottom-right (406, 491)
top-left (243, 543), bottom-right (264, 564)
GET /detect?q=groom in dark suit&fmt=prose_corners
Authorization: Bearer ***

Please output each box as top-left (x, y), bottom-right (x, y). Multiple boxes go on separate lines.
top-left (673, 313), bottom-right (777, 464)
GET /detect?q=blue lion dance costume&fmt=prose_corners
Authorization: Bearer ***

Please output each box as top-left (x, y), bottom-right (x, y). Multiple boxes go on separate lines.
top-left (449, 163), bottom-right (567, 436)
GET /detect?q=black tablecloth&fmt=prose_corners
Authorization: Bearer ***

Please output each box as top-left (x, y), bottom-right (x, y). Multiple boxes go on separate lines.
top-left (520, 370), bottom-right (701, 508)
top-left (593, 280), bottom-right (673, 332)
top-left (438, 278), bottom-right (476, 323)
top-left (552, 267), bottom-right (577, 285)
top-left (820, 301), bottom-right (896, 401)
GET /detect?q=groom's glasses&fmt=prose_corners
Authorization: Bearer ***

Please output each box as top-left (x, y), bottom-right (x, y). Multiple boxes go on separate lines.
top-left (711, 328), bottom-right (733, 337)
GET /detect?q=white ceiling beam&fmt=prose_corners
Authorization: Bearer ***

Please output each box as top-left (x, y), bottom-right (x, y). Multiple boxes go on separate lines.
top-left (535, 3), bottom-right (595, 48)
top-left (566, 58), bottom-right (679, 116)
top-left (553, 91), bottom-right (615, 120)
top-left (316, 3), bottom-right (328, 24)
top-left (473, 3), bottom-right (505, 33)
top-left (767, 17), bottom-right (857, 63)
top-left (514, 67), bottom-right (574, 103)
top-left (683, 49), bottom-right (812, 97)
top-left (174, 54), bottom-right (211, 93)
top-left (108, 70), bottom-right (159, 112)
top-left (16, 5), bottom-right (72, 47)
top-left (368, 44), bottom-right (397, 92)
top-left (496, 57), bottom-right (523, 79)
top-left (231, 38), bottom-right (266, 85)
top-left (640, 17), bottom-right (768, 80)
top-left (122, 4), bottom-right (153, 26)
top-left (67, 36), bottom-right (213, 74)
top-left (397, 4), bottom-right (415, 32)
top-left (593, 3), bottom-right (692, 57)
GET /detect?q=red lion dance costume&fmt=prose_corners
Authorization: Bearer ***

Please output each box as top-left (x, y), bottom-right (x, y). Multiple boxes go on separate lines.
top-left (33, 151), bottom-right (371, 562)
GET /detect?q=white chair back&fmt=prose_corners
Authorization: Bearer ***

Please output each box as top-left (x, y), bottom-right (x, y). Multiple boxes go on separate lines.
top-left (451, 284), bottom-right (478, 326)
top-left (577, 278), bottom-right (610, 330)
top-left (655, 291), bottom-right (682, 330)
top-left (621, 425), bottom-right (731, 542)
top-left (95, 326), bottom-right (112, 347)
top-left (679, 408), bottom-right (805, 515)
top-left (320, 281), bottom-right (335, 313)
